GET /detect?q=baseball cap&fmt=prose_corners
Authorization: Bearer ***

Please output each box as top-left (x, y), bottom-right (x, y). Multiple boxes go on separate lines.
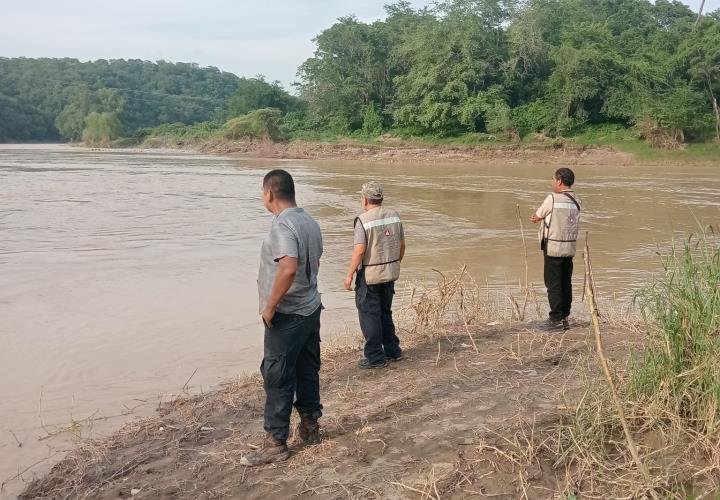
top-left (360, 181), bottom-right (383, 200)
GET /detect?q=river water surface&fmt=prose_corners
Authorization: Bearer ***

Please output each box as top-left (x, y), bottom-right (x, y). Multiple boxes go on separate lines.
top-left (1, 144), bottom-right (718, 498)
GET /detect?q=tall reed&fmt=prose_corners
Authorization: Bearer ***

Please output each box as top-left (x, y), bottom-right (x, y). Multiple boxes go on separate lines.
top-left (632, 231), bottom-right (720, 433)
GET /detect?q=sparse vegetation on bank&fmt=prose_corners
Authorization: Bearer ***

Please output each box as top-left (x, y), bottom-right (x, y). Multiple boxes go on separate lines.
top-left (132, 119), bottom-right (720, 165)
top-left (540, 230), bottom-right (720, 498)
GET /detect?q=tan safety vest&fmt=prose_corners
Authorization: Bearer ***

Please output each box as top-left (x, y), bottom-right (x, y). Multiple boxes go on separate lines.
top-left (543, 191), bottom-right (581, 257)
top-left (355, 206), bottom-right (403, 285)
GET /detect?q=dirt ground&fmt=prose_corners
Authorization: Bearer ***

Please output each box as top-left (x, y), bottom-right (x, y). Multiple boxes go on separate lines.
top-left (141, 137), bottom-right (635, 166)
top-left (20, 320), bottom-right (639, 500)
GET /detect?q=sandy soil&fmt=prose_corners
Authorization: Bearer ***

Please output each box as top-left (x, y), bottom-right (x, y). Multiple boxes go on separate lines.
top-left (19, 320), bottom-right (639, 499)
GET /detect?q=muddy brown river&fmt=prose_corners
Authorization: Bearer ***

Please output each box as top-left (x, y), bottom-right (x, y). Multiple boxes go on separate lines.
top-left (1, 144), bottom-right (718, 498)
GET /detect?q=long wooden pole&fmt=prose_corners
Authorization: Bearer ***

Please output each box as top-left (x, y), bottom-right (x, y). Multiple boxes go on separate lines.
top-left (583, 235), bottom-right (658, 498)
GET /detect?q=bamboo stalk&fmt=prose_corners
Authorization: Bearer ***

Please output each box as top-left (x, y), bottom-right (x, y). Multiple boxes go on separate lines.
top-left (516, 204), bottom-right (531, 321)
top-left (584, 233), bottom-right (600, 318)
top-left (456, 265), bottom-right (479, 354)
top-left (516, 204), bottom-right (529, 290)
top-left (583, 235), bottom-right (658, 499)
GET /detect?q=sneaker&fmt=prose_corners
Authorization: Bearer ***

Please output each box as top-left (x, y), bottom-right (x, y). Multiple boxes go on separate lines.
top-left (358, 358), bottom-right (388, 369)
top-left (536, 319), bottom-right (564, 332)
top-left (387, 353), bottom-right (404, 362)
top-left (239, 433), bottom-right (290, 466)
top-left (297, 415), bottom-right (320, 445)
top-left (562, 318), bottom-right (570, 330)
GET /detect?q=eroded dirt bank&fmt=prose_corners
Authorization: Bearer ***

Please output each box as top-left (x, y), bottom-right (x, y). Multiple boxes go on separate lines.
top-left (141, 137), bottom-right (635, 166)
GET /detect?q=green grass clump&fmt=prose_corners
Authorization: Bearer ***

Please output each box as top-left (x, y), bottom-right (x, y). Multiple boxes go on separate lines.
top-left (574, 124), bottom-right (720, 161)
top-left (224, 108), bottom-right (282, 141)
top-left (632, 231), bottom-right (720, 433)
top-left (142, 121), bottom-right (222, 144)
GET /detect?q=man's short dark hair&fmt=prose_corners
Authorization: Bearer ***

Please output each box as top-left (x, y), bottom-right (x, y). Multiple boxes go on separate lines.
top-left (263, 169), bottom-right (295, 201)
top-left (554, 167), bottom-right (575, 187)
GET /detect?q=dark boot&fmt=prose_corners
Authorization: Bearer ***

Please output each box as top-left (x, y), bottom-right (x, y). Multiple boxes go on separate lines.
top-left (297, 414), bottom-right (320, 445)
top-left (536, 319), bottom-right (564, 332)
top-left (239, 433), bottom-right (289, 466)
top-left (358, 358), bottom-right (388, 369)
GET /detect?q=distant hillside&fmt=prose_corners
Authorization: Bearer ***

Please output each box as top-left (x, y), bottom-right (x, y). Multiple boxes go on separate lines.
top-left (0, 58), bottom-right (241, 142)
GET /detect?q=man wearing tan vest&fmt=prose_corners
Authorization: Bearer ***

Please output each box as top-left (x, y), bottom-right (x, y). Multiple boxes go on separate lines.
top-left (531, 167), bottom-right (581, 332)
top-left (344, 181), bottom-right (406, 369)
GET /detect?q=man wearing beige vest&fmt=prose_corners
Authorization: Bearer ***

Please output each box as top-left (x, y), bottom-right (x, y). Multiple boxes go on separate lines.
top-left (344, 181), bottom-right (406, 369)
top-left (531, 167), bottom-right (581, 332)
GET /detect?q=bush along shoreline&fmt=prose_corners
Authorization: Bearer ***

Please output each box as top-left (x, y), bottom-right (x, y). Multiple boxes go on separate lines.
top-left (125, 115), bottom-right (718, 165)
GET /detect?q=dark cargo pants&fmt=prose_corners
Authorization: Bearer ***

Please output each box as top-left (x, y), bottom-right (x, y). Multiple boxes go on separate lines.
top-left (543, 252), bottom-right (574, 322)
top-left (355, 270), bottom-right (402, 364)
top-left (261, 306), bottom-right (322, 442)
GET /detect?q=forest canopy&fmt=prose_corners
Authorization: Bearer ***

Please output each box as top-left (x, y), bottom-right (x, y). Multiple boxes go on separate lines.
top-left (295, 0), bottom-right (720, 143)
top-left (1, 0), bottom-right (719, 145)
top-left (0, 58), bottom-right (294, 143)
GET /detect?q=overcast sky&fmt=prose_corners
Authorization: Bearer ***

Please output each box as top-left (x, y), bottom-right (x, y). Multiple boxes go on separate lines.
top-left (1, 0), bottom-right (716, 89)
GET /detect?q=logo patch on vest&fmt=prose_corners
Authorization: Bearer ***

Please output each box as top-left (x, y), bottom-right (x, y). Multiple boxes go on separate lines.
top-left (567, 215), bottom-right (577, 225)
top-left (384, 229), bottom-right (392, 237)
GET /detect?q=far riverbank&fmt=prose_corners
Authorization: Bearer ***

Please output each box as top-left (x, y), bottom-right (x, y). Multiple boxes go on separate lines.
top-left (133, 134), bottom-right (720, 166)
top-left (141, 136), bottom-right (634, 165)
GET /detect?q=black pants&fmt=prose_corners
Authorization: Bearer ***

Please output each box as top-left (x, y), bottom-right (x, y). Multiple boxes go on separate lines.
top-left (261, 306), bottom-right (322, 442)
top-left (543, 253), bottom-right (574, 322)
top-left (355, 270), bottom-right (401, 364)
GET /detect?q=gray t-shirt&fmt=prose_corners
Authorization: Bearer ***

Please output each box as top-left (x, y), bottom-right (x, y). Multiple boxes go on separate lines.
top-left (258, 207), bottom-right (323, 316)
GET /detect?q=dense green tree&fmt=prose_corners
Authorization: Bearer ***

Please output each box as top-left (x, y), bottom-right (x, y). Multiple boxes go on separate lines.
top-left (55, 90), bottom-right (92, 141)
top-left (298, 16), bottom-right (393, 132)
top-left (55, 88), bottom-right (125, 141)
top-left (82, 112), bottom-right (122, 145)
top-left (391, 0), bottom-right (511, 134)
top-left (677, 18), bottom-right (720, 139)
top-left (544, 23), bottom-right (626, 133)
top-left (361, 103), bottom-right (383, 136)
top-left (228, 77), bottom-right (300, 117)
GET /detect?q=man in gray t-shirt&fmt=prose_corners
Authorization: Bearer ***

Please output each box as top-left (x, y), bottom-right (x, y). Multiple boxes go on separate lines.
top-left (258, 207), bottom-right (322, 316)
top-left (241, 169), bottom-right (324, 467)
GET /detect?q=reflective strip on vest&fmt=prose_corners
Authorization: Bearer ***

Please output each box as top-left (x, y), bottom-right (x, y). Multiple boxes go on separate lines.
top-left (363, 216), bottom-right (401, 230)
top-left (553, 202), bottom-right (576, 210)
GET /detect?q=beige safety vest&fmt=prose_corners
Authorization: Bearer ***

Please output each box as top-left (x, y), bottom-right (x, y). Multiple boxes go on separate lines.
top-left (356, 206), bottom-right (403, 285)
top-left (543, 191), bottom-right (581, 257)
